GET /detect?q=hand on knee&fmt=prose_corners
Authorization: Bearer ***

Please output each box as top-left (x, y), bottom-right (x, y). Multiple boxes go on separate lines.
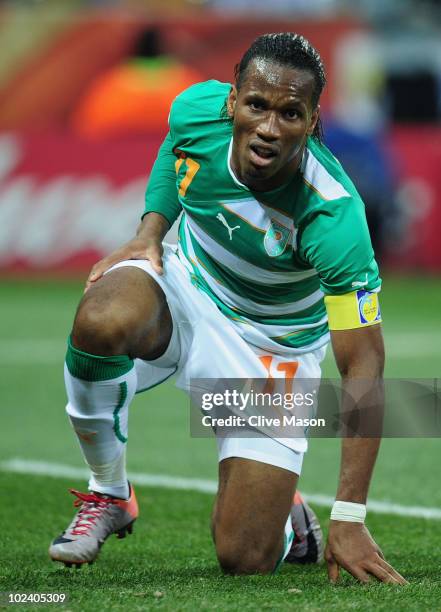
top-left (71, 267), bottom-right (172, 358)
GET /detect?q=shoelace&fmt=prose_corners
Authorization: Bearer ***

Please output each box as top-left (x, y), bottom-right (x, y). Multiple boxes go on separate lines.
top-left (69, 489), bottom-right (116, 536)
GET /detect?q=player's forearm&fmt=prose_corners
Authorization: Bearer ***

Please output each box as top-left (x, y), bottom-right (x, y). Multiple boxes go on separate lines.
top-left (336, 436), bottom-right (380, 503)
top-left (136, 212), bottom-right (170, 243)
top-left (335, 375), bottom-right (384, 503)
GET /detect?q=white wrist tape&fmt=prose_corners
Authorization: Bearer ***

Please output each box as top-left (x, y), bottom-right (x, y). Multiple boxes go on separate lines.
top-left (330, 501), bottom-right (366, 523)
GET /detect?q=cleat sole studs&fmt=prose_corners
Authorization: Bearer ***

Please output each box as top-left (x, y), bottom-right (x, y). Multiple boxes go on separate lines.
top-left (116, 520), bottom-right (135, 539)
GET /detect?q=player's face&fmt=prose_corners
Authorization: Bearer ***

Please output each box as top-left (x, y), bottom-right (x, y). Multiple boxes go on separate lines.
top-left (227, 59), bottom-right (319, 191)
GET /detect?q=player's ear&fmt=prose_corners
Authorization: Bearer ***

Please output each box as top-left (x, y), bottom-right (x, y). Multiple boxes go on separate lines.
top-left (227, 86), bottom-right (237, 118)
top-left (307, 105), bottom-right (320, 136)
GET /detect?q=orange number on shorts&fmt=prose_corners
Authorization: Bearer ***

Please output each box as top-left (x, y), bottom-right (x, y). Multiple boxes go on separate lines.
top-left (277, 361), bottom-right (299, 395)
top-left (175, 157), bottom-right (200, 197)
top-left (259, 355), bottom-right (275, 394)
top-left (258, 355), bottom-right (299, 395)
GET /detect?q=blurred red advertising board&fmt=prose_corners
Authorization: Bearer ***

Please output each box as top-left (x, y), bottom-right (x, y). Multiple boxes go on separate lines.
top-left (0, 132), bottom-right (166, 275)
top-left (1, 127), bottom-right (440, 276)
top-left (385, 126), bottom-right (441, 271)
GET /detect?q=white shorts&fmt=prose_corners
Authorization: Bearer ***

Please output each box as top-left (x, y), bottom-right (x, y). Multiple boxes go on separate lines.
top-left (109, 246), bottom-right (327, 475)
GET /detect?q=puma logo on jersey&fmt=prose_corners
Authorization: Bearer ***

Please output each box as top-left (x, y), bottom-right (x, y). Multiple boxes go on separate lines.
top-left (351, 273), bottom-right (369, 288)
top-left (216, 213), bottom-right (240, 240)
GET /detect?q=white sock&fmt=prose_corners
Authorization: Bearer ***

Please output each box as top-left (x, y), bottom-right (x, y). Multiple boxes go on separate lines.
top-left (273, 513), bottom-right (294, 573)
top-left (282, 513), bottom-right (295, 561)
top-left (65, 363), bottom-right (137, 499)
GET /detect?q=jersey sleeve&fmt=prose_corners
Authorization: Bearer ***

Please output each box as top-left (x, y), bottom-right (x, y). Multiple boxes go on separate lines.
top-left (143, 132), bottom-right (182, 226)
top-left (299, 196), bottom-right (382, 330)
top-left (299, 196), bottom-right (381, 295)
top-left (143, 81), bottom-right (230, 225)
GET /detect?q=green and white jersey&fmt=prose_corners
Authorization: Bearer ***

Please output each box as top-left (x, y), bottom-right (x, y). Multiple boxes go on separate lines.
top-left (144, 80), bottom-right (381, 353)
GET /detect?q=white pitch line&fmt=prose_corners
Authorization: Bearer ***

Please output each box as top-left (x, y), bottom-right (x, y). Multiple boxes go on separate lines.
top-left (2, 458), bottom-right (441, 520)
top-left (0, 458), bottom-right (218, 495)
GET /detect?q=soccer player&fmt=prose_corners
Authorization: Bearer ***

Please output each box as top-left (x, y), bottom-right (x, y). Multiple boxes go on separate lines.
top-left (50, 33), bottom-right (406, 583)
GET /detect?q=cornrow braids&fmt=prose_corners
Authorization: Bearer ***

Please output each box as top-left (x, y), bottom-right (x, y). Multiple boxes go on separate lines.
top-left (234, 33), bottom-right (326, 142)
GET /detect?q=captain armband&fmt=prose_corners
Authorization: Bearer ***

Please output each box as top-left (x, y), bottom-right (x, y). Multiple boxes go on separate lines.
top-left (324, 290), bottom-right (382, 331)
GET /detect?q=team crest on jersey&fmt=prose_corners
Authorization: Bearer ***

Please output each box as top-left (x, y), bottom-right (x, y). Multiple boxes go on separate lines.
top-left (357, 290), bottom-right (381, 324)
top-left (264, 220), bottom-right (292, 257)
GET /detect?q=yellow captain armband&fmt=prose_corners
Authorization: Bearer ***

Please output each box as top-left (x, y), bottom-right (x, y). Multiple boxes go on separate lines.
top-left (324, 290), bottom-right (382, 331)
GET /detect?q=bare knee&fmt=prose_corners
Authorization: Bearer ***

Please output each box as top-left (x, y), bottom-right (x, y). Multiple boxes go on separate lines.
top-left (212, 458), bottom-right (296, 575)
top-left (71, 267), bottom-right (172, 358)
top-left (215, 533), bottom-right (281, 575)
top-left (72, 296), bottom-right (130, 355)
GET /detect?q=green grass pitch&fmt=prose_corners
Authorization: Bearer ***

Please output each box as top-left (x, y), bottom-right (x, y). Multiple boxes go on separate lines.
top-left (0, 275), bottom-right (440, 610)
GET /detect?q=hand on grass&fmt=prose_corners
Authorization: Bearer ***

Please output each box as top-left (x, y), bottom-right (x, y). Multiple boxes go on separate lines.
top-left (325, 521), bottom-right (408, 585)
